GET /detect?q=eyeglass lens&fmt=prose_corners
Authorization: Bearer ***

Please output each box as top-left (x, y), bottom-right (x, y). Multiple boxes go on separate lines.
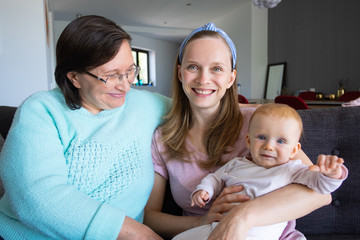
top-left (106, 65), bottom-right (140, 84)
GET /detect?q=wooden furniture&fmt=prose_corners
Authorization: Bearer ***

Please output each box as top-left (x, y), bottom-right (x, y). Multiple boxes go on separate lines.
top-left (247, 98), bottom-right (346, 109)
top-left (248, 99), bottom-right (274, 104)
top-left (304, 100), bottom-right (344, 109)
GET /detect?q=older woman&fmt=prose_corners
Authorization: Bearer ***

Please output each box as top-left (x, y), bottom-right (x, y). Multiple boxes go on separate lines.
top-left (0, 15), bottom-right (169, 239)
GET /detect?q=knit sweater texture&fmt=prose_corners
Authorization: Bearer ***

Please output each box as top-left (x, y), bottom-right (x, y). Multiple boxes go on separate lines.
top-left (0, 88), bottom-right (170, 239)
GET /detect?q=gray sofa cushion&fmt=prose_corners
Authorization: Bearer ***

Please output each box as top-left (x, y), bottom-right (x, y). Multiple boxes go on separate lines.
top-left (296, 106), bottom-right (360, 237)
top-left (0, 106), bottom-right (16, 199)
top-left (0, 133), bottom-right (4, 198)
top-left (0, 133), bottom-right (3, 152)
top-left (0, 106), bottom-right (17, 139)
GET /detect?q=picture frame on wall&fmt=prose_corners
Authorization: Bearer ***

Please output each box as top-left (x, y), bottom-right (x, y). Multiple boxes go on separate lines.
top-left (264, 62), bottom-right (286, 99)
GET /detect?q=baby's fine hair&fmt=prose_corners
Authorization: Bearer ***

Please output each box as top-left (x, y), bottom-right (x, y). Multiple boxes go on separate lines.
top-left (251, 103), bottom-right (303, 137)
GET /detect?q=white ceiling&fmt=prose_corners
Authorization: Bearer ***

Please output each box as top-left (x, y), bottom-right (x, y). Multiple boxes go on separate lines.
top-left (48, 0), bottom-right (249, 43)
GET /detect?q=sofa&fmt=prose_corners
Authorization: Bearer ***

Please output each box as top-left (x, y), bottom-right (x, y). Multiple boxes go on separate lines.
top-left (1, 105), bottom-right (360, 239)
top-left (162, 106), bottom-right (360, 240)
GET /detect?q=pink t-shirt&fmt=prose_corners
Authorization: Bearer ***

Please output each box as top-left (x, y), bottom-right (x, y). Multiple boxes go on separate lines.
top-left (152, 107), bottom-right (255, 216)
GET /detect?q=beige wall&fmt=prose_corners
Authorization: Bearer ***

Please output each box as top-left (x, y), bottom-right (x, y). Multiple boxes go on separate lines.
top-left (0, 0), bottom-right (51, 106)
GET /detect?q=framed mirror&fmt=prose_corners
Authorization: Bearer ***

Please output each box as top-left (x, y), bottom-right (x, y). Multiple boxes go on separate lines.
top-left (264, 62), bottom-right (286, 99)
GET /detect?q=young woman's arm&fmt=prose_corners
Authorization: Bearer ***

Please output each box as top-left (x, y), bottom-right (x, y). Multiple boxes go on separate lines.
top-left (208, 149), bottom-right (332, 240)
top-left (209, 184), bottom-right (331, 240)
top-left (144, 173), bottom-right (203, 238)
top-left (144, 173), bottom-right (249, 238)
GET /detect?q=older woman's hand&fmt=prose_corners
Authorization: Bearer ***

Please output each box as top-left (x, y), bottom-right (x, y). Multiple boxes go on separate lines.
top-left (201, 185), bottom-right (249, 225)
top-left (117, 216), bottom-right (163, 240)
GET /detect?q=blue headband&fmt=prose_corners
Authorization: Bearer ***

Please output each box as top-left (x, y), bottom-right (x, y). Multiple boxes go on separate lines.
top-left (178, 22), bottom-right (237, 69)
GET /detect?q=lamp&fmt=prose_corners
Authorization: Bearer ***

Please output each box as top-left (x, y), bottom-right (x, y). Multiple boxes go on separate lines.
top-left (252, 0), bottom-right (282, 8)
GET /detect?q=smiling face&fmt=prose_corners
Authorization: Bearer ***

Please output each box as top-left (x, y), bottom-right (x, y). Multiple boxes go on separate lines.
top-left (178, 37), bottom-right (236, 114)
top-left (67, 41), bottom-right (134, 114)
top-left (246, 113), bottom-right (301, 168)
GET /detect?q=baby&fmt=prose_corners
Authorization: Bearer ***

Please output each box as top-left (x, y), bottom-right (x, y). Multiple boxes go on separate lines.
top-left (174, 103), bottom-right (348, 240)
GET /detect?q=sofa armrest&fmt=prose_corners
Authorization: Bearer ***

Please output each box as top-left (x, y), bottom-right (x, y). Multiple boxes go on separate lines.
top-left (0, 106), bottom-right (17, 139)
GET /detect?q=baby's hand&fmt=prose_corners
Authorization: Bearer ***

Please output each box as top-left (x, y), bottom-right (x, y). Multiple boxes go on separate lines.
top-left (191, 190), bottom-right (210, 208)
top-left (309, 154), bottom-right (344, 179)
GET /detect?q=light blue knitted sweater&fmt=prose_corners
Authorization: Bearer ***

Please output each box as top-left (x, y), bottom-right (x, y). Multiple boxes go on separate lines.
top-left (0, 88), bottom-right (170, 239)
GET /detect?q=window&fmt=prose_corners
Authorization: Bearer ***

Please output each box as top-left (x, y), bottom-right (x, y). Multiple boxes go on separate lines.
top-left (132, 48), bottom-right (150, 86)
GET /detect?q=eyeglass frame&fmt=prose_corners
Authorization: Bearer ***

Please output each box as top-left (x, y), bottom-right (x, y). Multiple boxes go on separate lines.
top-left (84, 64), bottom-right (141, 84)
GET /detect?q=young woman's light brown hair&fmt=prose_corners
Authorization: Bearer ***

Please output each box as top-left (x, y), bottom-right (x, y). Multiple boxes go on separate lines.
top-left (159, 30), bottom-right (243, 168)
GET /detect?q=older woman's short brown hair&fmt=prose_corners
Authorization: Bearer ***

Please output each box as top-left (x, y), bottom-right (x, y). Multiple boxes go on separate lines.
top-left (55, 15), bottom-right (131, 109)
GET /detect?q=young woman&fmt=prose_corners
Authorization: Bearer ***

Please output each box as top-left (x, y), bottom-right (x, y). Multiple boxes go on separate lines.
top-left (144, 23), bottom-right (331, 240)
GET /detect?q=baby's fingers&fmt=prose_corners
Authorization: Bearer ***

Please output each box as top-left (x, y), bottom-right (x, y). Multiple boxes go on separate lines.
top-left (333, 157), bottom-right (344, 166)
top-left (317, 155), bottom-right (344, 172)
top-left (309, 165), bottom-right (320, 172)
top-left (316, 154), bottom-right (327, 171)
top-left (327, 155), bottom-right (343, 170)
top-left (317, 155), bottom-right (334, 173)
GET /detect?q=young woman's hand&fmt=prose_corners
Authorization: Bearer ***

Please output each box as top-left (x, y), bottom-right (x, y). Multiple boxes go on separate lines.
top-left (208, 207), bottom-right (249, 240)
top-left (117, 216), bottom-right (163, 240)
top-left (201, 185), bottom-right (249, 225)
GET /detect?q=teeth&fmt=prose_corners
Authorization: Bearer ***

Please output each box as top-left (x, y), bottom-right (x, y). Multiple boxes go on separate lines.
top-left (194, 89), bottom-right (213, 94)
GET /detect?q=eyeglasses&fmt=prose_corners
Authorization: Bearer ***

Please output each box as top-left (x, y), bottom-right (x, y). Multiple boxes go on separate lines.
top-left (85, 64), bottom-right (141, 85)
